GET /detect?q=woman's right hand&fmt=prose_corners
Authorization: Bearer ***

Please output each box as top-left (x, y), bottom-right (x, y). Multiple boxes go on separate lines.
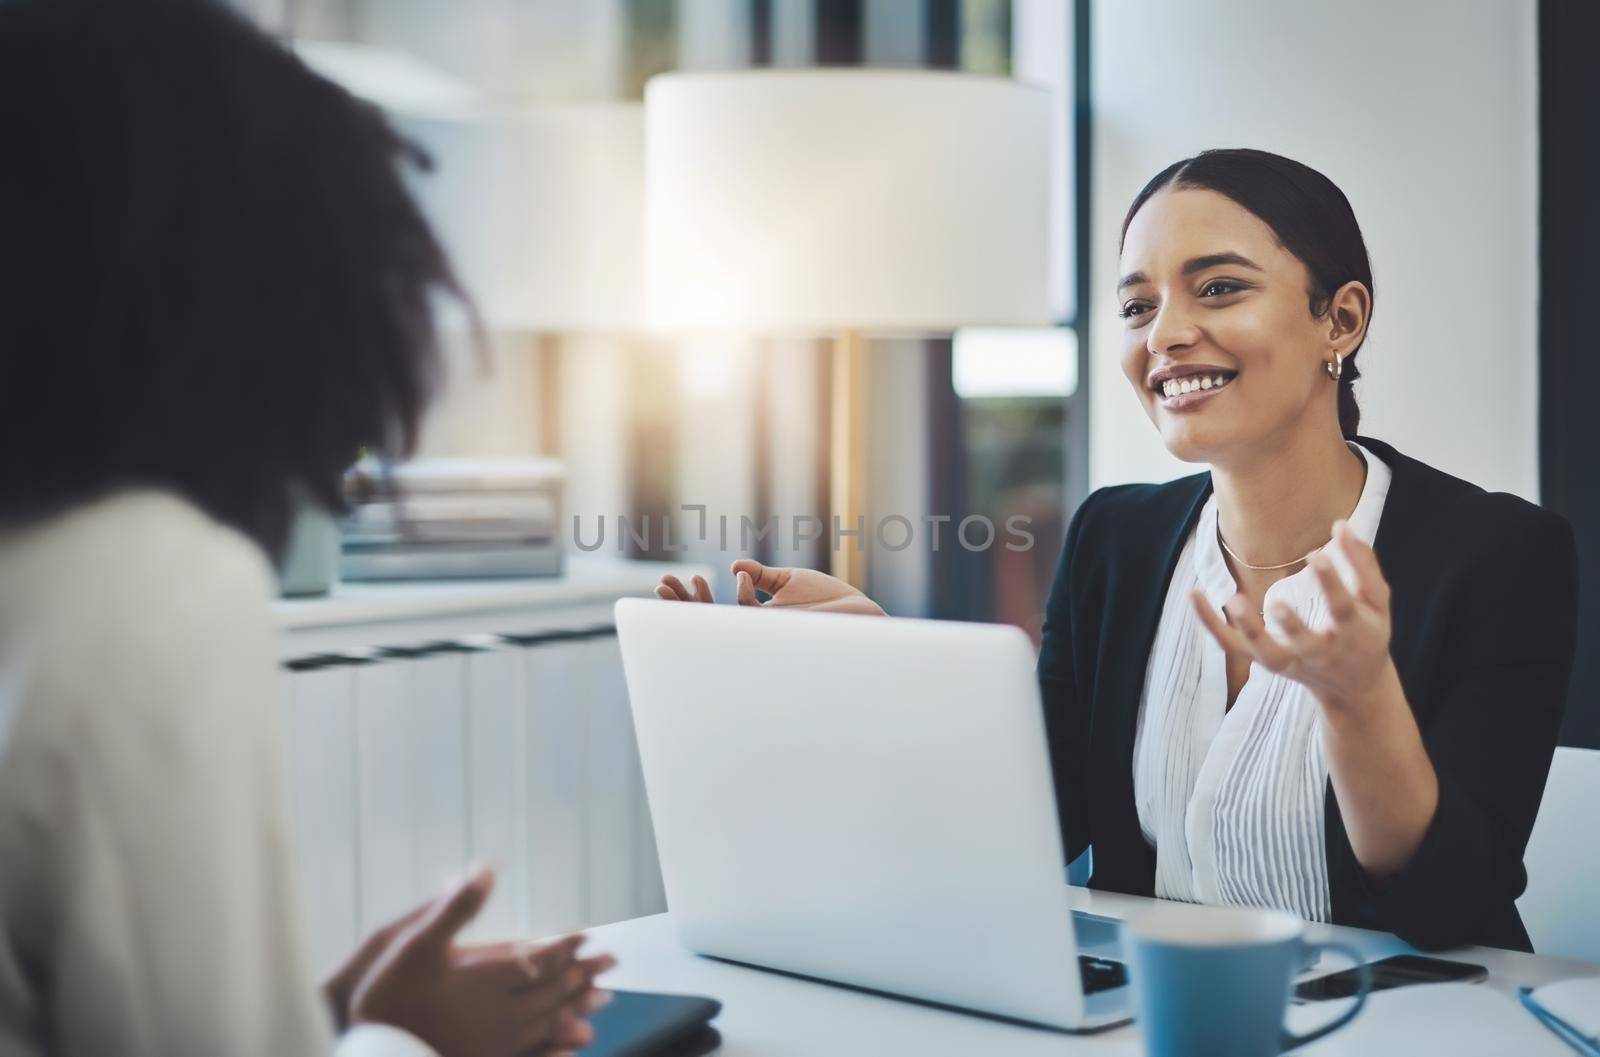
top-left (349, 867), bottom-right (614, 1056)
top-left (655, 559), bottom-right (886, 617)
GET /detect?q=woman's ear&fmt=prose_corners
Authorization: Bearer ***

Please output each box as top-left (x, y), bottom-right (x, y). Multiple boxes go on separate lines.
top-left (1326, 279), bottom-right (1372, 354)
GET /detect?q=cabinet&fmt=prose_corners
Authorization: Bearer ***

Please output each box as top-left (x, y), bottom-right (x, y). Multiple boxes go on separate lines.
top-left (274, 558), bottom-right (701, 972)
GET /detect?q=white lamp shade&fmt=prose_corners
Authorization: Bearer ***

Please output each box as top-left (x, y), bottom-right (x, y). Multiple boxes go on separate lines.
top-left (645, 69), bottom-right (1051, 334)
top-left (295, 41), bottom-right (645, 333)
top-left (397, 104), bottom-right (645, 332)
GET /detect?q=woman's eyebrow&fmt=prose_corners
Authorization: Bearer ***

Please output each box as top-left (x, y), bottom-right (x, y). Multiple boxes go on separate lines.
top-left (1117, 251), bottom-right (1265, 292)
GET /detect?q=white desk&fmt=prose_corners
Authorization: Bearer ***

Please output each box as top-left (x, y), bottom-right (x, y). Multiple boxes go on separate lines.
top-left (583, 889), bottom-right (1600, 1056)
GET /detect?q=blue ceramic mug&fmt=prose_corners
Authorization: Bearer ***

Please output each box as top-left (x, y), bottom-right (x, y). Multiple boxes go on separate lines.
top-left (1125, 905), bottom-right (1370, 1057)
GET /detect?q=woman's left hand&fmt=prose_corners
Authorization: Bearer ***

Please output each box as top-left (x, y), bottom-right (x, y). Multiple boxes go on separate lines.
top-left (1191, 519), bottom-right (1398, 712)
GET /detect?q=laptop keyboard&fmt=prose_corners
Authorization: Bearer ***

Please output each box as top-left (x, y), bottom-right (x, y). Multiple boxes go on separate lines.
top-left (1078, 955), bottom-right (1128, 995)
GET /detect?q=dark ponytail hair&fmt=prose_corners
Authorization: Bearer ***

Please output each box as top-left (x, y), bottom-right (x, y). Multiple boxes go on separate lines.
top-left (1119, 149), bottom-right (1372, 440)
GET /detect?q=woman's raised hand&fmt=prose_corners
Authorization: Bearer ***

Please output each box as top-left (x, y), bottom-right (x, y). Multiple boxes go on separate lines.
top-left (348, 867), bottom-right (615, 1056)
top-left (1190, 519), bottom-right (1398, 711)
top-left (655, 559), bottom-right (886, 616)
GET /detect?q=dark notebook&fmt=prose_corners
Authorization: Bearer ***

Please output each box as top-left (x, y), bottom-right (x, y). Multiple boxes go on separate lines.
top-left (577, 989), bottom-right (723, 1057)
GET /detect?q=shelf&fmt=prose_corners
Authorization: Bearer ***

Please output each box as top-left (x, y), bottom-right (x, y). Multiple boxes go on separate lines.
top-left (272, 555), bottom-right (706, 631)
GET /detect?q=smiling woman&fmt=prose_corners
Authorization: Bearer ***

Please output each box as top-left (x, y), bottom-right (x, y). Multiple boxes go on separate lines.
top-left (1043, 148), bottom-right (1577, 951)
top-left (652, 147), bottom-right (1580, 954)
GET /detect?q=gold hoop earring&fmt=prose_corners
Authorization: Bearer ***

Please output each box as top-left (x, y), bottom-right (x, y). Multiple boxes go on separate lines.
top-left (1325, 352), bottom-right (1344, 382)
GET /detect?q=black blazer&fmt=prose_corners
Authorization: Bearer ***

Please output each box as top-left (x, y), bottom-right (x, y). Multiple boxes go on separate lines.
top-left (1037, 436), bottom-right (1580, 952)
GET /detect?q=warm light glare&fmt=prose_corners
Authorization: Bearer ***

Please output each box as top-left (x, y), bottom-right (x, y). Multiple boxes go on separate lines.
top-left (953, 327), bottom-right (1077, 399)
top-left (679, 336), bottom-right (753, 401)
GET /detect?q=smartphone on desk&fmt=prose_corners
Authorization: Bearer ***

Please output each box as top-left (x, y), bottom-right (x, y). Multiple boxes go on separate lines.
top-left (1294, 953), bottom-right (1488, 1002)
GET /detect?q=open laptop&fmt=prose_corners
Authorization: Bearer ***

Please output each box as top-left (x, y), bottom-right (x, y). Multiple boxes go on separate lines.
top-left (614, 598), bottom-right (1133, 1031)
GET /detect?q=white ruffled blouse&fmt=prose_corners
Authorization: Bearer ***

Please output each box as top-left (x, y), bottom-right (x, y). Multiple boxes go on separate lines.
top-left (1131, 441), bottom-right (1392, 922)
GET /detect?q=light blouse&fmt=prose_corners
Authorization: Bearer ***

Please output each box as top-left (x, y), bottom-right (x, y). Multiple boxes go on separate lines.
top-left (0, 491), bottom-right (437, 1057)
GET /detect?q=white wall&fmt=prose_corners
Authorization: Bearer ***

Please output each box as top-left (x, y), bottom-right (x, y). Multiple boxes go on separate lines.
top-left (1089, 0), bottom-right (1539, 500)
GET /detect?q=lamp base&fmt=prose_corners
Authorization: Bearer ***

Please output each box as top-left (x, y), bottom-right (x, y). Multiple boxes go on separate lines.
top-left (830, 329), bottom-right (869, 591)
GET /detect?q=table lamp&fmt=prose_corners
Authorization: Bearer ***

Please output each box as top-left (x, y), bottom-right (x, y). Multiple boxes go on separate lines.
top-left (296, 41), bottom-right (645, 333)
top-left (395, 103), bottom-right (644, 334)
top-left (645, 69), bottom-right (1050, 588)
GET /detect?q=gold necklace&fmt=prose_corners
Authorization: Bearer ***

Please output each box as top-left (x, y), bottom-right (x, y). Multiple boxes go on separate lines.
top-left (1216, 524), bottom-right (1325, 620)
top-left (1215, 523), bottom-right (1327, 571)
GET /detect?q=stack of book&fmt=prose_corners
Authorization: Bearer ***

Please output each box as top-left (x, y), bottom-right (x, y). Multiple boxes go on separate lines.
top-left (341, 457), bottom-right (564, 580)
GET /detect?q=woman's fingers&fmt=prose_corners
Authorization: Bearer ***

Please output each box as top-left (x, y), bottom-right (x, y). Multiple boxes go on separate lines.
top-left (1190, 589), bottom-right (1252, 655)
top-left (506, 959), bottom-right (607, 1028)
top-left (475, 932), bottom-right (583, 961)
top-left (1333, 520), bottom-right (1389, 609)
top-left (655, 574), bottom-right (692, 602)
top-left (495, 936), bottom-right (583, 992)
top-left (365, 898), bottom-right (433, 951)
top-left (453, 939), bottom-right (547, 970)
top-left (522, 1007), bottom-right (594, 1055)
top-left (550, 1009), bottom-right (595, 1051)
top-left (662, 561), bottom-right (874, 611)
top-left (731, 559), bottom-right (790, 596)
top-left (464, 956), bottom-right (561, 997)
top-left (519, 933), bottom-right (586, 964)
top-left (1220, 594), bottom-right (1296, 672)
top-left (515, 954), bottom-right (613, 1049)
top-left (1267, 601), bottom-right (1324, 653)
top-left (573, 952), bottom-right (617, 982)
top-left (454, 935), bottom-right (586, 995)
top-left (655, 573), bottom-right (719, 604)
top-left (1193, 589), bottom-right (1299, 672)
top-left (1308, 550), bottom-right (1359, 623)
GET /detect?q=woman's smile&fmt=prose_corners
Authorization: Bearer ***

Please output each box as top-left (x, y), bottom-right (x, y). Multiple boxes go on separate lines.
top-left (1149, 365), bottom-right (1239, 412)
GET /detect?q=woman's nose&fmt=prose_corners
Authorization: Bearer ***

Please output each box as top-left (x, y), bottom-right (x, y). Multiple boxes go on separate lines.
top-left (1147, 302), bottom-right (1201, 356)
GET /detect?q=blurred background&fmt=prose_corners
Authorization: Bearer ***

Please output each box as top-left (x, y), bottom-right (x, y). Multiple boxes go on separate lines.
top-left (251, 0), bottom-right (1084, 639)
top-left (236, 0), bottom-right (1596, 748)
